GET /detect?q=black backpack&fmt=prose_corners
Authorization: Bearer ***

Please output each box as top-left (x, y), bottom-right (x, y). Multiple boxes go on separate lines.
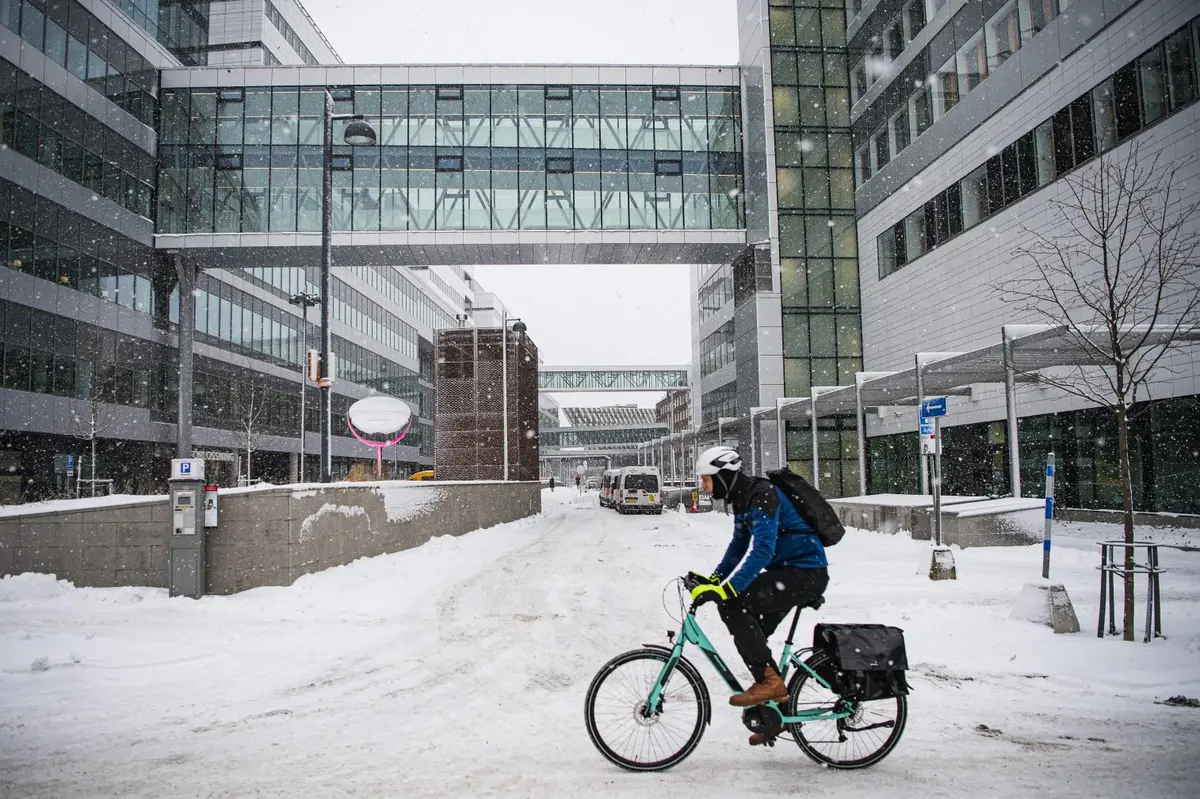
top-left (765, 466), bottom-right (845, 547)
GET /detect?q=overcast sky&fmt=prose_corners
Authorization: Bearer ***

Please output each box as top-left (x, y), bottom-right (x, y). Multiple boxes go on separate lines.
top-left (303, 0), bottom-right (737, 407)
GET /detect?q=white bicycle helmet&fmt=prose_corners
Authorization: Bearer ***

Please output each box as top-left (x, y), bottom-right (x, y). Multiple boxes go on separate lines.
top-left (696, 446), bottom-right (742, 476)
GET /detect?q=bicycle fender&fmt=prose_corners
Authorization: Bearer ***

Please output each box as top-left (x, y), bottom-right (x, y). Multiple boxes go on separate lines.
top-left (639, 644), bottom-right (713, 726)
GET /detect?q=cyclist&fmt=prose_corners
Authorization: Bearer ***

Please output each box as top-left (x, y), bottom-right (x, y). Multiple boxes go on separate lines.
top-left (687, 445), bottom-right (829, 745)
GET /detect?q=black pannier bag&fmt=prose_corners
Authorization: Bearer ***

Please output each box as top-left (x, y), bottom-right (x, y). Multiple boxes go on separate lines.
top-left (766, 466), bottom-right (846, 547)
top-left (813, 623), bottom-right (910, 702)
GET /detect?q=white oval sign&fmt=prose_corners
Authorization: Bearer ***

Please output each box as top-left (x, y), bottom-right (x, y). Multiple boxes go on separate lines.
top-left (347, 396), bottom-right (413, 436)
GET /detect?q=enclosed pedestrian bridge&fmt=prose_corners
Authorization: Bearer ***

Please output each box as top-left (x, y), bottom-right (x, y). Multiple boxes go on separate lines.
top-left (539, 366), bottom-right (690, 392)
top-left (154, 64), bottom-right (749, 268)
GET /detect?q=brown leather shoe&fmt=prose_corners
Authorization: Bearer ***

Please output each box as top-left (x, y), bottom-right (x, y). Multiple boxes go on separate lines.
top-left (729, 667), bottom-right (789, 708)
top-left (749, 731), bottom-right (775, 746)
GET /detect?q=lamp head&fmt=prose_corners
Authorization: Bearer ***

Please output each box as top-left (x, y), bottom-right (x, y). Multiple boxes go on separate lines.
top-left (343, 120), bottom-right (377, 146)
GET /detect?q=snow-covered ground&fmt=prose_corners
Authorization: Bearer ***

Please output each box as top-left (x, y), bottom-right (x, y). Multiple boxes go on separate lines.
top-left (2, 490), bottom-right (1198, 798)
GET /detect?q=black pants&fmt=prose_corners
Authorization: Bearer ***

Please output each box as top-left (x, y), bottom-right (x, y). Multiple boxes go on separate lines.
top-left (718, 567), bottom-right (829, 682)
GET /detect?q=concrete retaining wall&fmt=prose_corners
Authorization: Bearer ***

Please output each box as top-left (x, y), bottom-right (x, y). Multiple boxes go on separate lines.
top-left (0, 481), bottom-right (540, 593)
top-left (828, 494), bottom-right (1044, 548)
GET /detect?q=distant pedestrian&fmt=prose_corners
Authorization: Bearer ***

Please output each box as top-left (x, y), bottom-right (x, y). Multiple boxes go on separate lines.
top-left (549, 476), bottom-right (556, 491)
top-left (575, 474), bottom-right (582, 495)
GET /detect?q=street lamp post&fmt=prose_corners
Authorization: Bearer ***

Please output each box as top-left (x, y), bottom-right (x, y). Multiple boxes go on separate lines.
top-left (319, 90), bottom-right (377, 483)
top-left (288, 291), bottom-right (320, 482)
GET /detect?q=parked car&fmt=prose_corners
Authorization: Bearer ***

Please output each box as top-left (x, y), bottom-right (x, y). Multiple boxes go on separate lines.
top-left (614, 466), bottom-right (663, 515)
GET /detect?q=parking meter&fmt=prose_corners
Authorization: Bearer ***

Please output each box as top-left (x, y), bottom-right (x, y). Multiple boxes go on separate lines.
top-left (168, 458), bottom-right (206, 598)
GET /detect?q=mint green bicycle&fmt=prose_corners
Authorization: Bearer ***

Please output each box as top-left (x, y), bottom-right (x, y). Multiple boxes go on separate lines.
top-left (584, 577), bottom-right (908, 771)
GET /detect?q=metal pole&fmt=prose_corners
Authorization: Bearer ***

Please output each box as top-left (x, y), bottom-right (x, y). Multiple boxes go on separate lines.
top-left (1003, 326), bottom-right (1022, 498)
top-left (855, 375), bottom-right (867, 496)
top-left (299, 309), bottom-right (306, 482)
top-left (915, 354), bottom-right (928, 495)
top-left (173, 253), bottom-right (195, 459)
top-left (933, 415), bottom-right (943, 546)
top-left (775, 397), bottom-right (786, 471)
top-left (502, 311), bottom-right (509, 481)
top-left (319, 89), bottom-right (334, 483)
top-left (749, 411), bottom-right (757, 475)
top-left (1043, 452), bottom-right (1055, 579)
top-left (810, 388), bottom-right (820, 492)
top-left (718, 418), bottom-right (724, 447)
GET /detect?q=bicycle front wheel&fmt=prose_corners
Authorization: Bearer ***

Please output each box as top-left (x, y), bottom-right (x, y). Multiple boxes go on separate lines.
top-left (584, 648), bottom-right (708, 772)
top-left (785, 651), bottom-right (907, 769)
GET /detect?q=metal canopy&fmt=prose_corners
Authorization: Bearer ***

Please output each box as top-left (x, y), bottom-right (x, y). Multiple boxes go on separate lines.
top-left (710, 323), bottom-right (1199, 498)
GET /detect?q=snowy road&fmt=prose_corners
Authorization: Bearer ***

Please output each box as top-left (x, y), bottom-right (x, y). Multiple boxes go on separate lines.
top-left (2, 489), bottom-right (1199, 798)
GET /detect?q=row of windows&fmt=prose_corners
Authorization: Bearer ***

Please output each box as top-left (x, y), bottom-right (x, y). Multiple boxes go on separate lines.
top-left (698, 262), bottom-right (733, 323)
top-left (191, 281), bottom-right (428, 414)
top-left (700, 382), bottom-right (737, 427)
top-left (850, 0), bottom-right (939, 104)
top-left (1, 220), bottom-right (160, 315)
top-left (0, 60), bottom-right (156, 219)
top-left (264, 0), bottom-right (318, 66)
top-left (157, 147), bottom-right (745, 234)
top-left (0, 299), bottom-right (174, 417)
top-left (346, 265), bottom-right (456, 333)
top-left (112, 0), bottom-right (210, 66)
top-left (877, 16), bottom-right (1200, 279)
top-left (2, 178), bottom-right (428, 414)
top-left (160, 85), bottom-right (742, 153)
top-left (0, 0), bottom-right (159, 126)
top-left (781, 257), bottom-right (860, 310)
top-left (769, 1), bottom-right (849, 50)
top-left (853, 0), bottom-right (1075, 180)
top-left (699, 321), bottom-right (735, 379)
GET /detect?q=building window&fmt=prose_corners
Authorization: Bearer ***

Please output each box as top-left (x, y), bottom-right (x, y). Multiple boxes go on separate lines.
top-left (987, 1), bottom-right (1023, 69)
top-left (856, 145), bottom-right (872, 184)
top-left (890, 108), bottom-right (910, 156)
top-left (873, 127), bottom-right (890, 171)
top-left (958, 30), bottom-right (988, 93)
top-left (910, 85), bottom-right (932, 136)
top-left (933, 57), bottom-right (959, 119)
top-left (1166, 29), bottom-right (1197, 110)
top-left (546, 156), bottom-right (574, 174)
top-left (1112, 62), bottom-right (1142, 141)
top-left (436, 86), bottom-right (463, 101)
top-left (961, 164), bottom-right (988, 227)
top-left (905, 0), bottom-right (927, 41)
top-left (887, 23), bottom-right (904, 60)
top-left (1139, 44), bottom-right (1169, 125)
top-left (1023, 0), bottom-right (1062, 38)
top-left (545, 85), bottom-right (571, 101)
top-left (852, 59), bottom-right (868, 104)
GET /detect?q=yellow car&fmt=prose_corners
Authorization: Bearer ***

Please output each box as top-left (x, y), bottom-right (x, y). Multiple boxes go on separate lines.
top-left (409, 470), bottom-right (435, 481)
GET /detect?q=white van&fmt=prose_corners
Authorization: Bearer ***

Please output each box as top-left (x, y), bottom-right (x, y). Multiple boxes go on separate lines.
top-left (614, 466), bottom-right (663, 515)
top-left (599, 469), bottom-right (621, 507)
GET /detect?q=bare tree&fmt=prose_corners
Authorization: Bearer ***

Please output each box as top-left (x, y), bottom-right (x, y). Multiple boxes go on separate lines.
top-left (1000, 143), bottom-right (1200, 641)
top-left (230, 377), bottom-right (272, 485)
top-left (69, 370), bottom-right (118, 498)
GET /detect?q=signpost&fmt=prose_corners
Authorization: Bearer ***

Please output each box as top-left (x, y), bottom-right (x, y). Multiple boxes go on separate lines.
top-left (919, 398), bottom-right (946, 548)
top-left (1043, 452), bottom-right (1055, 579)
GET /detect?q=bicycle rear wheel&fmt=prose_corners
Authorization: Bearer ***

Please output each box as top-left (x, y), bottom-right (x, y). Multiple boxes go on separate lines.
top-left (584, 648), bottom-right (709, 772)
top-left (784, 651), bottom-right (907, 769)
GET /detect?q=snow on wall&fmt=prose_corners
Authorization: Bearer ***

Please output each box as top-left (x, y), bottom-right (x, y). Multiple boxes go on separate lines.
top-left (298, 504), bottom-right (368, 542)
top-left (375, 484), bottom-right (445, 524)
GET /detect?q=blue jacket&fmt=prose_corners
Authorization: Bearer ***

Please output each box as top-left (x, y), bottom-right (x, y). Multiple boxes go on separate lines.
top-left (713, 475), bottom-right (827, 594)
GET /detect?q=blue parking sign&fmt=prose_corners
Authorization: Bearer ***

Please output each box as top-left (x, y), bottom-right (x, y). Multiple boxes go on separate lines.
top-left (180, 462), bottom-right (191, 474)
